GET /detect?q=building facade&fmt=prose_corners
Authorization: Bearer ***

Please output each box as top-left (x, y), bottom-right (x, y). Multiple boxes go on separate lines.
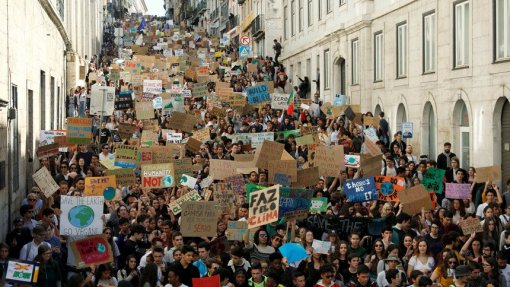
top-left (280, 0), bottom-right (510, 182)
top-left (0, 0), bottom-right (104, 239)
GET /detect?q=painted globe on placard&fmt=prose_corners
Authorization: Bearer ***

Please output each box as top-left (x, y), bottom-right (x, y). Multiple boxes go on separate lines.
top-left (68, 205), bottom-right (94, 228)
top-left (162, 175), bottom-right (174, 187)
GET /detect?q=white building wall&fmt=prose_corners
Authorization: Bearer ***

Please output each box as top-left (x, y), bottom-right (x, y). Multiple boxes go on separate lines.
top-left (281, 0), bottom-right (510, 172)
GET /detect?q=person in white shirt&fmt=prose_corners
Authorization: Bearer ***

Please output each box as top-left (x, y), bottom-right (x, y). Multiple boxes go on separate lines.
top-left (381, 157), bottom-right (397, 176)
top-left (19, 225), bottom-right (51, 261)
top-left (404, 145), bottom-right (419, 165)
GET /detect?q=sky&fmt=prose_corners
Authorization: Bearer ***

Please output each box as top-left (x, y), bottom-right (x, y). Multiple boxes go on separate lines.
top-left (145, 0), bottom-right (166, 16)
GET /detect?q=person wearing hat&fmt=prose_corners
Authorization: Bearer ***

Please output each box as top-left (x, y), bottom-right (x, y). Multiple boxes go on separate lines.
top-left (377, 256), bottom-right (407, 287)
top-left (451, 265), bottom-right (471, 287)
top-left (19, 224), bottom-right (51, 261)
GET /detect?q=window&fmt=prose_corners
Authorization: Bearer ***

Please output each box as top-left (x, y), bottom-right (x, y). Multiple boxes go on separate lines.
top-left (40, 71), bottom-right (46, 129)
top-left (318, 0), bottom-right (322, 20)
top-left (10, 84), bottom-right (19, 192)
top-left (352, 39), bottom-right (359, 84)
top-left (495, 0), bottom-right (510, 60)
top-left (340, 0), bottom-right (346, 6)
top-left (374, 32), bottom-right (383, 82)
top-left (423, 12), bottom-right (436, 73)
top-left (397, 22), bottom-right (408, 78)
top-left (308, 0), bottom-right (313, 26)
top-left (284, 6), bottom-right (288, 39)
top-left (327, 0), bottom-right (333, 13)
top-left (291, 1), bottom-right (295, 36)
top-left (324, 49), bottom-right (330, 89)
top-left (454, 1), bottom-right (470, 67)
top-left (299, 0), bottom-right (304, 31)
top-left (50, 77), bottom-right (55, 130)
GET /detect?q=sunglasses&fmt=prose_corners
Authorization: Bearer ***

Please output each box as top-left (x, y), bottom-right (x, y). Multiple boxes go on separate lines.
top-left (259, 234), bottom-right (268, 238)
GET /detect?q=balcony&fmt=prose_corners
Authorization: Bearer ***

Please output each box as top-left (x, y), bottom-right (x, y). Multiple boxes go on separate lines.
top-left (211, 7), bottom-right (219, 20)
top-left (194, 0), bottom-right (207, 14)
top-left (251, 14), bottom-right (265, 37)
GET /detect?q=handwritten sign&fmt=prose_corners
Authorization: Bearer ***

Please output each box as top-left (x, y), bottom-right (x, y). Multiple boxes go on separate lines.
top-left (445, 183), bottom-right (471, 199)
top-left (32, 166), bottom-right (59, 198)
top-left (459, 217), bottom-right (484, 235)
top-left (246, 84), bottom-right (270, 104)
top-left (312, 239), bottom-right (332, 254)
top-left (60, 196), bottom-right (104, 236)
top-left (343, 178), bottom-right (376, 202)
top-left (214, 182), bottom-right (237, 217)
top-left (67, 117), bottom-right (93, 144)
top-left (115, 145), bottom-right (138, 168)
top-left (167, 111), bottom-right (196, 132)
top-left (310, 197), bottom-right (328, 213)
top-left (4, 259), bottom-right (39, 285)
top-left (227, 221), bottom-right (248, 241)
top-left (225, 175), bottom-right (246, 194)
top-left (135, 101), bottom-right (154, 120)
top-left (296, 166), bottom-right (320, 188)
top-left (476, 166), bottom-right (502, 182)
top-left (268, 160), bottom-right (297, 183)
top-left (104, 168), bottom-right (136, 186)
top-left (168, 190), bottom-right (202, 215)
top-left (181, 201), bottom-right (217, 237)
top-left (141, 163), bottom-right (175, 188)
top-left (84, 176), bottom-right (117, 199)
top-left (344, 154), bottom-right (361, 168)
top-left (279, 188), bottom-right (312, 220)
top-left (70, 235), bottom-right (113, 268)
top-left (143, 79), bottom-right (163, 94)
top-left (248, 185), bottom-right (280, 229)
top-left (398, 184), bottom-right (433, 215)
top-left (274, 173), bottom-right (291, 186)
top-left (311, 145), bottom-right (345, 177)
top-left (374, 176), bottom-right (405, 202)
top-left (422, 168), bottom-right (446, 194)
top-left (255, 141), bottom-right (285, 170)
top-left (271, 93), bottom-right (290, 109)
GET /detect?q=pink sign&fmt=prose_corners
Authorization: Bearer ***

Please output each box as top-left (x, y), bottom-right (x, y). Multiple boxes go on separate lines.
top-left (445, 183), bottom-right (471, 199)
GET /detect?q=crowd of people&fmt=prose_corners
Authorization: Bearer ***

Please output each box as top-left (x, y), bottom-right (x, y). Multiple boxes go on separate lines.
top-left (4, 15), bottom-right (510, 287)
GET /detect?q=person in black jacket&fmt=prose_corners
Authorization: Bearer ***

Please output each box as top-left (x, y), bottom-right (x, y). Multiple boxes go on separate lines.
top-left (436, 142), bottom-right (457, 170)
top-left (171, 245), bottom-right (200, 287)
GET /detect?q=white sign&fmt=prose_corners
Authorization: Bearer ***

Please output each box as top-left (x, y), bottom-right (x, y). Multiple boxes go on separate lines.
top-left (153, 96), bottom-right (163, 109)
top-left (60, 196), bottom-right (104, 236)
top-left (163, 49), bottom-right (173, 57)
top-left (174, 49), bottom-right (184, 57)
top-left (312, 239), bottom-right (332, 254)
top-left (363, 127), bottom-right (379, 142)
top-left (32, 167), bottom-right (59, 198)
top-left (240, 35), bottom-right (251, 45)
top-left (179, 174), bottom-right (198, 189)
top-left (40, 130), bottom-right (67, 152)
top-left (271, 93), bottom-right (291, 110)
top-left (402, 122), bottom-right (413, 138)
top-left (90, 85), bottom-right (116, 116)
top-left (167, 132), bottom-right (183, 143)
top-left (143, 80), bottom-right (163, 94)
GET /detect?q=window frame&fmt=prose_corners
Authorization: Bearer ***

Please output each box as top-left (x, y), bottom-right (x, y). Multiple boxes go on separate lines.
top-left (494, 0), bottom-right (510, 61)
top-left (453, 0), bottom-right (470, 68)
top-left (318, 0), bottom-right (322, 21)
top-left (291, 0), bottom-right (296, 36)
top-left (327, 0), bottom-right (333, 13)
top-left (284, 5), bottom-right (288, 39)
top-left (339, 0), bottom-right (346, 6)
top-left (396, 21), bottom-right (408, 78)
top-left (324, 49), bottom-right (330, 89)
top-left (308, 0), bottom-right (313, 26)
top-left (374, 31), bottom-right (383, 82)
top-left (352, 38), bottom-right (359, 85)
top-left (299, 0), bottom-right (304, 32)
top-left (422, 10), bottom-right (436, 74)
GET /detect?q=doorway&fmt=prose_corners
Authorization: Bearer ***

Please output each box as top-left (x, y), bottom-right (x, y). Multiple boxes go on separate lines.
top-left (501, 99), bottom-right (510, 182)
top-left (333, 57), bottom-right (345, 96)
top-left (422, 102), bottom-right (436, 160)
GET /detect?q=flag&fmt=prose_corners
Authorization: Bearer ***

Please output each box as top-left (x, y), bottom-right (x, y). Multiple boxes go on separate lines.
top-left (287, 90), bottom-right (295, 116)
top-left (137, 17), bottom-right (146, 32)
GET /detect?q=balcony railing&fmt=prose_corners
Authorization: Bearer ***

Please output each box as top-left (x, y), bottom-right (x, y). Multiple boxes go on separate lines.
top-left (211, 7), bottom-right (219, 20)
top-left (251, 14), bottom-right (265, 37)
top-left (194, 0), bottom-right (207, 14)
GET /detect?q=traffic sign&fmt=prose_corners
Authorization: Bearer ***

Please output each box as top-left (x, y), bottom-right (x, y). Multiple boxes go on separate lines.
top-left (240, 35), bottom-right (251, 46)
top-left (239, 45), bottom-right (252, 58)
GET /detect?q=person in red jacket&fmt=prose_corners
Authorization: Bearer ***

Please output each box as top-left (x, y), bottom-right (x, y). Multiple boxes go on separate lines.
top-left (314, 264), bottom-right (341, 287)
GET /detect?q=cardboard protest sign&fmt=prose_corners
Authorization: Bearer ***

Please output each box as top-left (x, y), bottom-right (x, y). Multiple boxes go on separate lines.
top-left (60, 196), bottom-right (104, 236)
top-left (115, 145), bottom-right (138, 168)
top-left (445, 183), bottom-right (471, 199)
top-left (192, 82), bottom-right (209, 98)
top-left (192, 275), bottom-right (221, 287)
top-left (168, 190), bottom-right (202, 215)
top-left (227, 221), bottom-right (248, 241)
top-left (255, 141), bottom-right (285, 170)
top-left (118, 123), bottom-right (136, 140)
top-left (192, 128), bottom-right (210, 141)
top-left (104, 168), bottom-right (136, 186)
top-left (143, 79), bottom-right (163, 94)
top-left (179, 174), bottom-right (198, 189)
top-left (310, 145), bottom-right (345, 177)
top-left (32, 166), bottom-right (59, 198)
top-left (214, 182), bottom-right (237, 217)
top-left (364, 138), bottom-right (382, 156)
top-left (422, 168), bottom-right (446, 194)
top-left (310, 197), bottom-right (328, 213)
top-left (476, 166), bottom-right (502, 182)
top-left (363, 128), bottom-right (379, 142)
top-left (274, 173), bottom-right (291, 186)
top-left (67, 118), bottom-right (93, 144)
top-left (70, 235), bottom-right (113, 268)
top-left (271, 93), bottom-right (290, 109)
top-left (361, 155), bottom-right (383, 177)
top-left (344, 154), bottom-right (361, 168)
top-left (36, 143), bottom-right (60, 159)
top-left (181, 201), bottom-right (217, 237)
top-left (90, 85), bottom-right (115, 116)
top-left (4, 259), bottom-right (39, 285)
top-left (141, 163), bottom-right (175, 188)
top-left (210, 159), bottom-right (238, 180)
top-left (374, 176), bottom-right (405, 202)
top-left (135, 101), bottom-right (154, 120)
top-left (167, 112), bottom-right (197, 132)
top-left (246, 84), bottom-right (270, 104)
top-left (84, 176), bottom-right (117, 199)
top-left (364, 116), bottom-right (380, 127)
top-left (186, 137), bottom-right (202, 153)
top-left (248, 185), bottom-right (280, 229)
top-left (398, 184), bottom-right (433, 215)
top-left (459, 217), bottom-right (483, 235)
top-left (225, 175), bottom-right (246, 194)
top-left (296, 166), bottom-right (320, 187)
top-left (343, 178), bottom-right (377, 202)
top-left (312, 239), bottom-right (332, 254)
top-left (268, 160), bottom-right (297, 183)
top-left (279, 188), bottom-right (313, 220)
top-left (295, 134), bottom-right (318, 145)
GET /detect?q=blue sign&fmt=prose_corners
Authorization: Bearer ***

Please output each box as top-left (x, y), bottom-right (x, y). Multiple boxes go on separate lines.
top-left (239, 45), bottom-right (252, 57)
top-left (343, 178), bottom-right (376, 202)
top-left (246, 84), bottom-right (270, 104)
top-left (279, 188), bottom-right (313, 219)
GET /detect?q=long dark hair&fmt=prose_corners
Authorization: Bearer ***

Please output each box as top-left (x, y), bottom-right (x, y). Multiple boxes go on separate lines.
top-left (34, 244), bottom-right (52, 267)
top-left (139, 262), bottom-right (158, 287)
top-left (94, 263), bottom-right (113, 286)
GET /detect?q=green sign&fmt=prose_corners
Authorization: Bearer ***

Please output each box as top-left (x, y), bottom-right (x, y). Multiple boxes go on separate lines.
top-left (422, 168), bottom-right (446, 194)
top-left (310, 197), bottom-right (328, 213)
